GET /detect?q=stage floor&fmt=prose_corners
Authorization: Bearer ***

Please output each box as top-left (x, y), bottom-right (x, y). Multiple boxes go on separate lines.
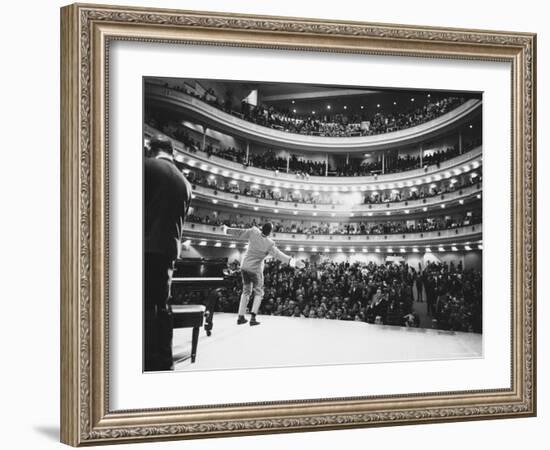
top-left (173, 313), bottom-right (482, 372)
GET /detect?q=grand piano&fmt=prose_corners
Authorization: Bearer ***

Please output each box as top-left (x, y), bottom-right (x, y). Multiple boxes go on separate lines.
top-left (170, 258), bottom-right (234, 362)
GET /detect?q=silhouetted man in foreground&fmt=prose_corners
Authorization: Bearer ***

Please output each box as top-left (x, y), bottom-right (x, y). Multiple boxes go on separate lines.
top-left (144, 135), bottom-right (192, 371)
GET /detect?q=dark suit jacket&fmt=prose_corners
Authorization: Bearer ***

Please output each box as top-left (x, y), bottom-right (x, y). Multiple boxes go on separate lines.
top-left (144, 156), bottom-right (192, 262)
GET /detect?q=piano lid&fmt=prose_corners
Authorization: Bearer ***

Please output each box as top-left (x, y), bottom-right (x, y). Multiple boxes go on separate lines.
top-left (173, 257), bottom-right (228, 280)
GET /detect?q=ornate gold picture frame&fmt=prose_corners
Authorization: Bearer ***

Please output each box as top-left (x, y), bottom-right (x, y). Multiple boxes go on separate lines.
top-left (60, 3), bottom-right (536, 446)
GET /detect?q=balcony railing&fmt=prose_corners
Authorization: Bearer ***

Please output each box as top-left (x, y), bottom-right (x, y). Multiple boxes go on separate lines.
top-left (145, 123), bottom-right (482, 188)
top-left (191, 182), bottom-right (481, 215)
top-left (146, 83), bottom-right (481, 152)
top-left (183, 223), bottom-right (482, 247)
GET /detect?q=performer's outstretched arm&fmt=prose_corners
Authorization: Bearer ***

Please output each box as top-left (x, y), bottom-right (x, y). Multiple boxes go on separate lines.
top-left (269, 245), bottom-right (305, 269)
top-left (221, 225), bottom-right (254, 240)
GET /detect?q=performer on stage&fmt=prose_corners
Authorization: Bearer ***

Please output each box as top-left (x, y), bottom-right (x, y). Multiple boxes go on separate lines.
top-left (222, 223), bottom-right (304, 326)
top-left (144, 134), bottom-right (192, 371)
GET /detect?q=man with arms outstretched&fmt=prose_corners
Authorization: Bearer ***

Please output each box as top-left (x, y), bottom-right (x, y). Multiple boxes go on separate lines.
top-left (222, 222), bottom-right (304, 326)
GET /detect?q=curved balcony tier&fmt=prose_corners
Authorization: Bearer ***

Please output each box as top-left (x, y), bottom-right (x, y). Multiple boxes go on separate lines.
top-left (145, 123), bottom-right (482, 188)
top-left (191, 182), bottom-right (481, 217)
top-left (146, 83), bottom-right (481, 153)
top-left (183, 223), bottom-right (482, 249)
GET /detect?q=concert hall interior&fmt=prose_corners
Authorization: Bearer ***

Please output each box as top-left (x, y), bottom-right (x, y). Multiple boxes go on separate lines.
top-left (143, 76), bottom-right (483, 370)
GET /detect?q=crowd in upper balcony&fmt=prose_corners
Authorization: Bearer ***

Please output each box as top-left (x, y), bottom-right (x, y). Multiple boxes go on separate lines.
top-left (184, 168), bottom-right (482, 206)
top-left (160, 81), bottom-right (469, 138)
top-left (172, 259), bottom-right (482, 333)
top-left (185, 209), bottom-right (481, 236)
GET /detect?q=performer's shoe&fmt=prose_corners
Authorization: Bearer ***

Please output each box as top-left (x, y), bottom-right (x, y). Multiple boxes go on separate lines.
top-left (249, 317), bottom-right (261, 326)
top-left (237, 316), bottom-right (248, 325)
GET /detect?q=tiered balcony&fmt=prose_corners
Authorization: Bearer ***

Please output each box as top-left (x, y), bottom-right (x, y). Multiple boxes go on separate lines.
top-left (145, 82), bottom-right (481, 152)
top-left (183, 223), bottom-right (482, 250)
top-left (145, 123), bottom-right (482, 191)
top-left (191, 182), bottom-right (481, 217)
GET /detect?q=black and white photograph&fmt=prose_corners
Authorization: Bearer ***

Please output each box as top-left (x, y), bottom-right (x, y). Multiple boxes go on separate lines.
top-left (143, 77), bottom-right (483, 373)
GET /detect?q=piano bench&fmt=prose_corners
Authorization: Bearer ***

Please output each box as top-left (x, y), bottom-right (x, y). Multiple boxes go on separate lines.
top-left (172, 304), bottom-right (206, 363)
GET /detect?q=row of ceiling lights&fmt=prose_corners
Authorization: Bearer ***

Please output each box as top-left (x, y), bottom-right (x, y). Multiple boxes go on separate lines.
top-left (202, 173), bottom-right (479, 192)
top-left (184, 159), bottom-right (481, 192)
top-left (184, 239), bottom-right (482, 253)
top-left (289, 95), bottom-right (432, 114)
top-left (197, 194), bottom-right (481, 215)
